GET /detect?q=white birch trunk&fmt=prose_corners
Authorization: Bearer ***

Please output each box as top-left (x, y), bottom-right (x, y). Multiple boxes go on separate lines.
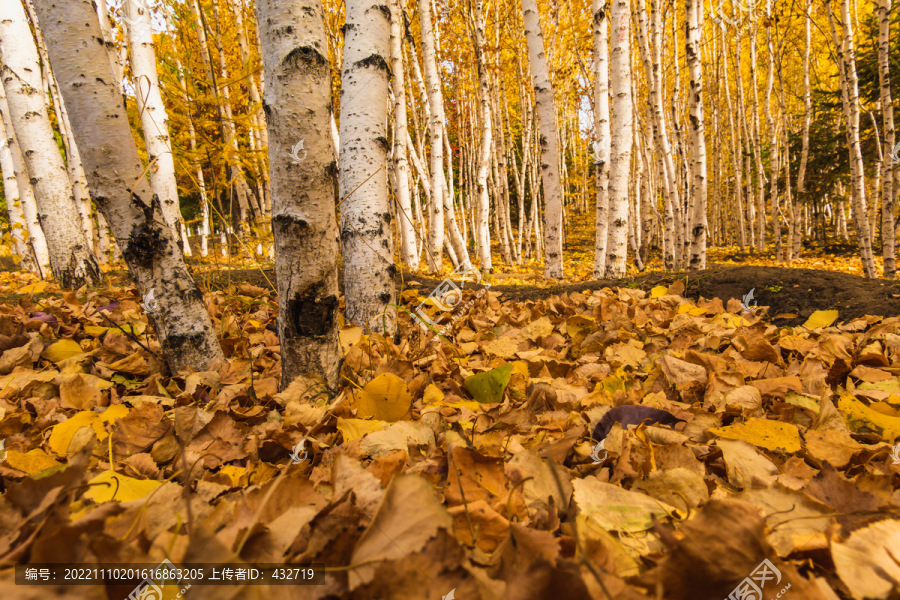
top-left (257, 0), bottom-right (343, 387)
top-left (795, 0), bottom-right (813, 260)
top-left (124, 0), bottom-right (190, 255)
top-left (418, 0), bottom-right (446, 272)
top-left (389, 0), bottom-right (418, 270)
top-left (0, 112), bottom-right (35, 271)
top-left (604, 0), bottom-right (631, 277)
top-left (0, 80), bottom-right (49, 273)
top-left (827, 0), bottom-right (877, 278)
top-left (339, 0), bottom-right (396, 332)
top-left (0, 0), bottom-right (99, 288)
top-left (472, 0), bottom-right (493, 272)
top-left (522, 0), bottom-right (564, 278)
top-left (592, 0), bottom-right (611, 277)
top-left (878, 0), bottom-right (895, 278)
top-left (33, 0), bottom-right (224, 369)
top-left (685, 0), bottom-right (707, 269)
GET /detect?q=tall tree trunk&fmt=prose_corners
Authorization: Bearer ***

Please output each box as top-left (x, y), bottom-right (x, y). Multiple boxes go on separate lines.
top-left (0, 81), bottom-right (49, 273)
top-left (765, 2), bottom-right (781, 262)
top-left (390, 0), bottom-right (419, 270)
top-left (0, 109), bottom-right (36, 271)
top-left (723, 25), bottom-right (745, 250)
top-left (685, 0), bottom-right (707, 269)
top-left (175, 60), bottom-right (210, 257)
top-left (604, 0), bottom-right (631, 277)
top-left (879, 0), bottom-right (896, 278)
top-left (418, 0), bottom-right (447, 272)
top-left (124, 0), bottom-right (191, 255)
top-left (749, 23), bottom-right (766, 253)
top-left (258, 0), bottom-right (342, 388)
top-left (471, 0), bottom-right (493, 272)
top-left (522, 0), bottom-right (564, 278)
top-left (0, 0), bottom-right (99, 288)
top-left (795, 0), bottom-right (813, 260)
top-left (33, 0), bottom-right (224, 369)
top-left (339, 0), bottom-right (395, 331)
top-left (827, 0), bottom-right (877, 278)
top-left (592, 0), bottom-right (611, 277)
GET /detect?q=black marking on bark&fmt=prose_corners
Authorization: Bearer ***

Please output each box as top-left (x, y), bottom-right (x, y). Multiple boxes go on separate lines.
top-left (379, 291), bottom-right (391, 303)
top-left (165, 332), bottom-right (205, 359)
top-left (122, 221), bottom-right (164, 269)
top-left (283, 46), bottom-right (328, 75)
top-left (373, 4), bottom-right (391, 21)
top-left (381, 211), bottom-right (392, 224)
top-left (287, 287), bottom-right (338, 337)
top-left (375, 136), bottom-right (390, 153)
top-left (387, 264), bottom-right (398, 277)
top-left (342, 23), bottom-right (355, 35)
top-left (262, 102), bottom-right (272, 116)
top-left (356, 54), bottom-right (389, 73)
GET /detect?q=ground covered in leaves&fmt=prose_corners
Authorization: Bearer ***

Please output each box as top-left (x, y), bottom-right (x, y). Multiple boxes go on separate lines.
top-left (0, 270), bottom-right (898, 600)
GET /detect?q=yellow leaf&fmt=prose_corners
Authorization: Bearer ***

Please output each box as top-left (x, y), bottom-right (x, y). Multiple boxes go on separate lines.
top-left (353, 373), bottom-right (413, 422)
top-left (83, 470), bottom-right (163, 503)
top-left (19, 281), bottom-right (48, 295)
top-left (709, 418), bottom-right (801, 453)
top-left (838, 393), bottom-right (900, 442)
top-left (484, 336), bottom-right (519, 358)
top-left (518, 316), bottom-right (554, 341)
top-left (339, 326), bottom-right (363, 353)
top-left (423, 384), bottom-right (444, 404)
top-left (650, 286), bottom-right (667, 298)
top-left (804, 310), bottom-right (839, 329)
top-left (219, 465), bottom-right (246, 487)
top-left (42, 339), bottom-right (84, 363)
top-left (83, 325), bottom-right (110, 336)
top-left (3, 449), bottom-right (61, 474)
top-left (47, 406), bottom-right (129, 456)
top-left (336, 417), bottom-right (390, 442)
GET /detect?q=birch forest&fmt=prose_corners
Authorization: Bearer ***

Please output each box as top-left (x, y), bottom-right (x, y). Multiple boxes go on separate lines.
top-left (0, 0), bottom-right (900, 597)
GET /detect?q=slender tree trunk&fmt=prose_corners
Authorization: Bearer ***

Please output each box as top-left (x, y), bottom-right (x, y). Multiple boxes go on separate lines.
top-left (257, 0), bottom-right (342, 387)
top-left (390, 0), bottom-right (419, 270)
top-left (33, 0), bottom-right (224, 369)
top-left (604, 0), bottom-right (631, 277)
top-left (125, 0), bottom-right (191, 255)
top-left (175, 60), bottom-right (210, 257)
top-left (765, 1), bottom-right (781, 262)
top-left (723, 25), bottom-right (745, 250)
top-left (0, 81), bottom-right (49, 273)
top-left (592, 0), bottom-right (611, 277)
top-left (339, 0), bottom-right (395, 331)
top-left (0, 0), bottom-right (99, 288)
top-left (749, 23), bottom-right (766, 253)
top-left (685, 0), bottom-right (707, 269)
top-left (879, 0), bottom-right (896, 278)
top-left (795, 0), bottom-right (813, 260)
top-left (0, 110), bottom-right (36, 271)
top-left (522, 0), bottom-right (564, 278)
top-left (471, 0), bottom-right (493, 272)
top-left (827, 0), bottom-right (877, 277)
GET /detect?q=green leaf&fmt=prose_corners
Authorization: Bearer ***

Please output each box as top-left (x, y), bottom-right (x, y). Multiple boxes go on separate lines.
top-left (465, 364), bottom-right (513, 404)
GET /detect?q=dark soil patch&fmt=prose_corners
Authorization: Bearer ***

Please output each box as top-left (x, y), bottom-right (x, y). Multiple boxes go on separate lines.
top-left (196, 264), bottom-right (900, 327)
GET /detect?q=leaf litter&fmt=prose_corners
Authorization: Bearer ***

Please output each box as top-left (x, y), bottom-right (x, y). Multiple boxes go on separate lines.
top-left (0, 270), bottom-right (896, 599)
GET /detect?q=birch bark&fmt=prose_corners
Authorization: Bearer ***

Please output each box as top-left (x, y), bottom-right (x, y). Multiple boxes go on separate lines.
top-left (685, 0), bottom-right (707, 269)
top-left (878, 0), bottom-right (895, 278)
top-left (0, 0), bottom-right (99, 288)
top-left (339, 0), bottom-right (396, 331)
top-left (604, 0), bottom-right (631, 277)
top-left (521, 0), bottom-right (564, 278)
top-left (472, 0), bottom-right (492, 272)
top-left (258, 0), bottom-right (343, 387)
top-left (33, 0), bottom-right (224, 369)
top-left (592, 0), bottom-right (610, 277)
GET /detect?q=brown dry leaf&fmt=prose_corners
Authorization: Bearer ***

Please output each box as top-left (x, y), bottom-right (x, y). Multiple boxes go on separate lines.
top-left (59, 374), bottom-right (103, 411)
top-left (831, 519), bottom-right (900, 600)
top-left (348, 474), bottom-right (454, 590)
top-left (573, 478), bottom-right (676, 532)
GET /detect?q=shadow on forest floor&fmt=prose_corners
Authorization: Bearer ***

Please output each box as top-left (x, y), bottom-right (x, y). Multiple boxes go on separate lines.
top-left (195, 263), bottom-right (900, 327)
